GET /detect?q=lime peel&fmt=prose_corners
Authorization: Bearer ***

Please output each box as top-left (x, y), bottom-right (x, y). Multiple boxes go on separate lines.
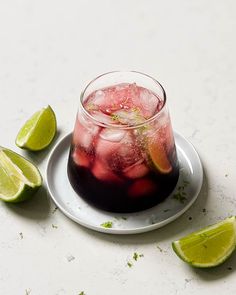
top-left (172, 216), bottom-right (236, 268)
top-left (0, 149), bottom-right (33, 186)
top-left (15, 109), bottom-right (42, 146)
top-left (0, 147), bottom-right (42, 202)
top-left (16, 105), bottom-right (57, 151)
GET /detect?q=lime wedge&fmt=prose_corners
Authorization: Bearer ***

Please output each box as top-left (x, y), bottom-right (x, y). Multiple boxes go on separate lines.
top-left (0, 147), bottom-right (42, 202)
top-left (148, 141), bottom-right (172, 174)
top-left (16, 105), bottom-right (57, 151)
top-left (172, 216), bottom-right (236, 268)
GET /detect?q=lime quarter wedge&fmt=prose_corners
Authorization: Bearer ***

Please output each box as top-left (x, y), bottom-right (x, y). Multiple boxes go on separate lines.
top-left (16, 105), bottom-right (57, 151)
top-left (0, 147), bottom-right (42, 202)
top-left (172, 216), bottom-right (236, 268)
top-left (148, 139), bottom-right (172, 174)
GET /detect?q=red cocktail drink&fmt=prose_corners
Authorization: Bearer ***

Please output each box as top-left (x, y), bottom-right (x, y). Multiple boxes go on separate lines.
top-left (68, 72), bottom-right (179, 212)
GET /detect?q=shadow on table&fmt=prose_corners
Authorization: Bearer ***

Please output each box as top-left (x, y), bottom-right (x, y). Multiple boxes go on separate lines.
top-left (4, 185), bottom-right (51, 220)
top-left (189, 255), bottom-right (236, 280)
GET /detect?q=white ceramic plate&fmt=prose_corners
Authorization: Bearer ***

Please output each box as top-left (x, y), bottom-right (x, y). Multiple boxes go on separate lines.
top-left (46, 132), bottom-right (203, 234)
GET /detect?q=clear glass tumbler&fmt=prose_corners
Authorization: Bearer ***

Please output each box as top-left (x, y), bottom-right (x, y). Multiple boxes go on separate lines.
top-left (67, 71), bottom-right (179, 213)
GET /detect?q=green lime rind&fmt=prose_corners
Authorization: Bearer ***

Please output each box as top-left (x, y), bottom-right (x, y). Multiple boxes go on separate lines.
top-left (0, 147), bottom-right (42, 203)
top-left (15, 105), bottom-right (57, 151)
top-left (172, 216), bottom-right (236, 268)
top-left (15, 110), bottom-right (42, 147)
top-left (1, 148), bottom-right (42, 186)
top-left (0, 182), bottom-right (41, 203)
top-left (171, 240), bottom-right (234, 268)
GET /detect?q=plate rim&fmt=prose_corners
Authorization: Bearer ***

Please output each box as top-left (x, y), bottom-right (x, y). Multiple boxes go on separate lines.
top-left (46, 131), bottom-right (203, 234)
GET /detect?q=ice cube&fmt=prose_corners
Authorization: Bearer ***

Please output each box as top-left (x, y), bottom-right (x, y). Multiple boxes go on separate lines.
top-left (128, 179), bottom-right (157, 198)
top-left (85, 87), bottom-right (123, 114)
top-left (96, 130), bottom-right (129, 158)
top-left (72, 148), bottom-right (91, 168)
top-left (91, 111), bottom-right (115, 125)
top-left (92, 160), bottom-right (123, 183)
top-left (138, 88), bottom-right (159, 118)
top-left (78, 113), bottom-right (94, 131)
top-left (96, 130), bottom-right (143, 171)
top-left (92, 90), bottom-right (106, 105)
top-left (88, 83), bottom-right (140, 113)
top-left (123, 159), bottom-right (149, 179)
top-left (73, 117), bottom-right (100, 149)
top-left (115, 83), bottom-right (129, 91)
top-left (99, 129), bottom-right (126, 142)
top-left (115, 83), bottom-right (139, 109)
top-left (113, 109), bottom-right (145, 125)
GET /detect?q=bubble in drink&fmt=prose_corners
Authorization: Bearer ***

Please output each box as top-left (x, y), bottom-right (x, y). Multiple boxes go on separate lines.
top-left (68, 77), bottom-right (179, 213)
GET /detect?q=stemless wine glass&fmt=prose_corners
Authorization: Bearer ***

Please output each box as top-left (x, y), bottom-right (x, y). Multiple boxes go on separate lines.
top-left (67, 71), bottom-right (179, 213)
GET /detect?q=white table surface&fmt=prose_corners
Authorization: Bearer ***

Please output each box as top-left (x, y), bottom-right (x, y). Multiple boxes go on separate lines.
top-left (0, 1), bottom-right (236, 294)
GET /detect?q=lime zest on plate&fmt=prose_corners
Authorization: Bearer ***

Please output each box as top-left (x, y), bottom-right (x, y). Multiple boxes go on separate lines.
top-left (100, 221), bottom-right (113, 228)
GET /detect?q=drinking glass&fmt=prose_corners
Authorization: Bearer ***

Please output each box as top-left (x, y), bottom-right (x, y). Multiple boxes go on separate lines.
top-left (67, 71), bottom-right (179, 213)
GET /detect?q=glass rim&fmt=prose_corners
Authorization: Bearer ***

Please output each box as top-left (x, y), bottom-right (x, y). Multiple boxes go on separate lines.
top-left (79, 70), bottom-right (167, 130)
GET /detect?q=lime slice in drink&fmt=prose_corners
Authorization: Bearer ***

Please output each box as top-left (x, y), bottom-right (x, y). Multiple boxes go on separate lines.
top-left (0, 147), bottom-right (42, 202)
top-left (16, 105), bottom-right (57, 151)
top-left (172, 216), bottom-right (236, 268)
top-left (148, 141), bottom-right (172, 174)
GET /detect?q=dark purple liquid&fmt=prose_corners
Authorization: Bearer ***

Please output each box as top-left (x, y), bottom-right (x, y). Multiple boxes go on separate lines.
top-left (67, 148), bottom-right (179, 213)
